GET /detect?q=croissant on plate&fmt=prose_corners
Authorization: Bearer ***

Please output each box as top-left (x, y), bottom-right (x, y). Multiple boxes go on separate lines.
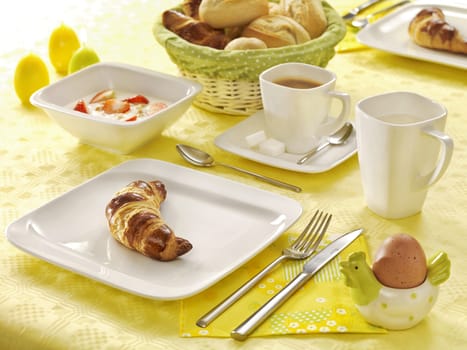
top-left (408, 7), bottom-right (467, 55)
top-left (105, 180), bottom-right (192, 261)
top-left (162, 9), bottom-right (229, 49)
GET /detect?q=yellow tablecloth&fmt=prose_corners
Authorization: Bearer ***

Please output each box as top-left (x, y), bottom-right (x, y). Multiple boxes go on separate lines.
top-left (1, 0), bottom-right (466, 349)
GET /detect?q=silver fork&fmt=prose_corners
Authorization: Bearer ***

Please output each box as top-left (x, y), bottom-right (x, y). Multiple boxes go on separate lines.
top-left (196, 210), bottom-right (332, 328)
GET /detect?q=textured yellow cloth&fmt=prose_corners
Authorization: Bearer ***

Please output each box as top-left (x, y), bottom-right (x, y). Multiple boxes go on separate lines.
top-left (336, 0), bottom-right (405, 52)
top-left (1, 1), bottom-right (467, 350)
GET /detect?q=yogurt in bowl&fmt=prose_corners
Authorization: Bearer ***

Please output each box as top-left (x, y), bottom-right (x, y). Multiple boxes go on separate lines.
top-left (71, 89), bottom-right (169, 122)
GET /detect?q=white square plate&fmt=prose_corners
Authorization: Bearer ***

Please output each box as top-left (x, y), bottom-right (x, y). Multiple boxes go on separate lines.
top-left (5, 159), bottom-right (302, 300)
top-left (357, 2), bottom-right (467, 70)
top-left (215, 110), bottom-right (357, 173)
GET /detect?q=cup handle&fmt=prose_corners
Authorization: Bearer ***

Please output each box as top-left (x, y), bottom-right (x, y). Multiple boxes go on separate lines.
top-left (418, 128), bottom-right (454, 189)
top-left (319, 91), bottom-right (350, 134)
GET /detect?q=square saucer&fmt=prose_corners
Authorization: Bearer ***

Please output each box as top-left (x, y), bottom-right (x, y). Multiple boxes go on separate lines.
top-left (214, 110), bottom-right (357, 173)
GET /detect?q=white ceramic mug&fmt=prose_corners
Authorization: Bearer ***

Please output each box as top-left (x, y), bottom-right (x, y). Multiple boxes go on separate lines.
top-left (356, 91), bottom-right (454, 219)
top-left (259, 63), bottom-right (350, 154)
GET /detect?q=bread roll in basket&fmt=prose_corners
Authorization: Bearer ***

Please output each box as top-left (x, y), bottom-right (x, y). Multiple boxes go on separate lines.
top-left (153, 1), bottom-right (346, 115)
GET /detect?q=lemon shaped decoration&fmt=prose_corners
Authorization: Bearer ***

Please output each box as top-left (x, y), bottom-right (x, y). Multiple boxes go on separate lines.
top-left (68, 46), bottom-right (100, 74)
top-left (14, 53), bottom-right (50, 105)
top-left (49, 23), bottom-right (81, 75)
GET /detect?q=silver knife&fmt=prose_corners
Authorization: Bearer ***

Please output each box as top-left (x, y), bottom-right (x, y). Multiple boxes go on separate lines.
top-left (342, 0), bottom-right (387, 21)
top-left (230, 228), bottom-right (364, 341)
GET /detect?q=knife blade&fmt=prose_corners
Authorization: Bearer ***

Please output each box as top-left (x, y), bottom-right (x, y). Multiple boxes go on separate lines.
top-left (342, 0), bottom-right (386, 21)
top-left (230, 228), bottom-right (364, 341)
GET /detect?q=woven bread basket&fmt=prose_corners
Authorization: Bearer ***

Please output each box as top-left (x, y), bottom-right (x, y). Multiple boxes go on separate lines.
top-left (153, 1), bottom-right (346, 116)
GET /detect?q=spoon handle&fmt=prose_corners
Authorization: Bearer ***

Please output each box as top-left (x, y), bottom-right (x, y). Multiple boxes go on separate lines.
top-left (218, 163), bottom-right (302, 193)
top-left (296, 141), bottom-right (331, 165)
top-left (367, 0), bottom-right (411, 19)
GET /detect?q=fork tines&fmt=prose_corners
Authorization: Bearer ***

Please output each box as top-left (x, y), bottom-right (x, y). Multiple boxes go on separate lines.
top-left (293, 210), bottom-right (332, 252)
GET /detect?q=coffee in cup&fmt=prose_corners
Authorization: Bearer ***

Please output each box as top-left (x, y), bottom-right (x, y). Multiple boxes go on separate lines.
top-left (259, 63), bottom-right (350, 154)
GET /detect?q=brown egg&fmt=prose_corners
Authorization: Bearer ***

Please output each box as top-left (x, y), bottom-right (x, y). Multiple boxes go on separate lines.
top-left (372, 233), bottom-right (427, 289)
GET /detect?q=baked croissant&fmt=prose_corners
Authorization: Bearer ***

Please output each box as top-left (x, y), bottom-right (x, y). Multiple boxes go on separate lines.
top-left (105, 180), bottom-right (192, 261)
top-left (162, 9), bottom-right (229, 49)
top-left (408, 8), bottom-right (467, 55)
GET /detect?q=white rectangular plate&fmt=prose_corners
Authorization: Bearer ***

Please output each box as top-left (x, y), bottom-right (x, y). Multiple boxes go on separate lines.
top-left (357, 2), bottom-right (467, 70)
top-left (6, 159), bottom-right (302, 300)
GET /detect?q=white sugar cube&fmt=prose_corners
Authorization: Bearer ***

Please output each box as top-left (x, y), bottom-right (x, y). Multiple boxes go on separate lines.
top-left (245, 130), bottom-right (267, 147)
top-left (259, 138), bottom-right (285, 157)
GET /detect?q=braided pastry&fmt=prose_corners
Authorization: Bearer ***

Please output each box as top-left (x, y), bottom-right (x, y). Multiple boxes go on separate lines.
top-left (162, 9), bottom-right (229, 49)
top-left (408, 8), bottom-right (467, 55)
top-left (182, 0), bottom-right (202, 19)
top-left (105, 180), bottom-right (192, 261)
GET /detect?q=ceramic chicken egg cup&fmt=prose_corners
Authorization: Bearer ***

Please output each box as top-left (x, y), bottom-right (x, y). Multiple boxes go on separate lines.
top-left (340, 235), bottom-right (450, 330)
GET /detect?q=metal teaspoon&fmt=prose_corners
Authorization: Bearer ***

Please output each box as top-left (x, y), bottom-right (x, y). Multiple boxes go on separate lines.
top-left (350, 0), bottom-right (411, 29)
top-left (176, 144), bottom-right (302, 193)
top-left (296, 122), bottom-right (354, 165)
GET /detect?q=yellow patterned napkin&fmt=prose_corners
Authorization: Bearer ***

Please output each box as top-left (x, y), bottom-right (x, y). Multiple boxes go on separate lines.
top-left (337, 0), bottom-right (402, 53)
top-left (180, 232), bottom-right (385, 337)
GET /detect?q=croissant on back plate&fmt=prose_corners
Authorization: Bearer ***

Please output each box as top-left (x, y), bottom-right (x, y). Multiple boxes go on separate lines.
top-left (408, 7), bottom-right (467, 55)
top-left (105, 180), bottom-right (192, 261)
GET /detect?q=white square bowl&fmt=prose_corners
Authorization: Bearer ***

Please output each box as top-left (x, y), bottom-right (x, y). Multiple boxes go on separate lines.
top-left (30, 62), bottom-right (202, 154)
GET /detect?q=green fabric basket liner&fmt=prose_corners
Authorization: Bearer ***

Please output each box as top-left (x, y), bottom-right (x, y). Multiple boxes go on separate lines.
top-left (153, 2), bottom-right (346, 81)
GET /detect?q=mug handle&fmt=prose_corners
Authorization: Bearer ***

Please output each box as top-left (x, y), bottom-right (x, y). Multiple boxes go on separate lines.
top-left (418, 128), bottom-right (454, 189)
top-left (318, 91), bottom-right (350, 135)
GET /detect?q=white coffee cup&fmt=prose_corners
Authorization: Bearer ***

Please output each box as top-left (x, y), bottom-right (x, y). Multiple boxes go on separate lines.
top-left (356, 91), bottom-right (454, 219)
top-left (259, 63), bottom-right (350, 154)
